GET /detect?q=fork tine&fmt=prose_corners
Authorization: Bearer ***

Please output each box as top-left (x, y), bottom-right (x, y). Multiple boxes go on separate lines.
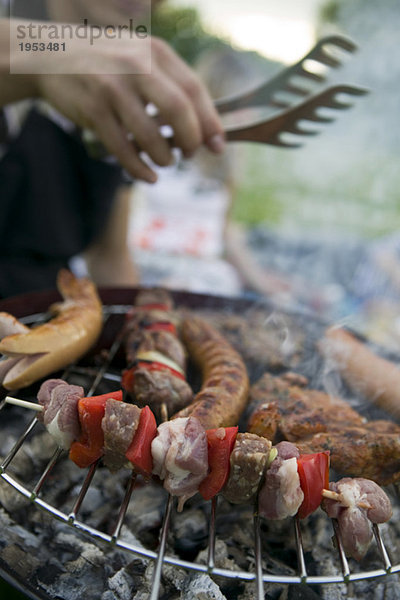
top-left (313, 84), bottom-right (369, 110)
top-left (296, 67), bottom-right (326, 83)
top-left (215, 35), bottom-right (359, 114)
top-left (283, 83), bottom-right (310, 96)
top-left (306, 35), bottom-right (358, 69)
top-left (224, 84), bottom-right (368, 147)
top-left (268, 137), bottom-right (303, 148)
top-left (285, 124), bottom-right (320, 136)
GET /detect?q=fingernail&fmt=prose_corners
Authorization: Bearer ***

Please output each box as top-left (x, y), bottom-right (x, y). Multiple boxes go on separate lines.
top-left (144, 171), bottom-right (158, 184)
top-left (207, 133), bottom-right (226, 154)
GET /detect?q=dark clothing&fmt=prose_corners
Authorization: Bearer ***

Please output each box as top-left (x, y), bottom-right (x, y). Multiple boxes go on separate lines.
top-left (0, 109), bottom-right (124, 298)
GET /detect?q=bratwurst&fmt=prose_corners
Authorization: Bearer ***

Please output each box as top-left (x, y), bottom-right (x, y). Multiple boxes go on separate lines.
top-left (172, 315), bottom-right (249, 429)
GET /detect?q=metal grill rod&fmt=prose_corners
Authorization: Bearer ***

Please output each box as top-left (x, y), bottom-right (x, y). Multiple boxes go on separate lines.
top-left (294, 516), bottom-right (307, 582)
top-left (68, 460), bottom-right (100, 522)
top-left (253, 513), bottom-right (265, 599)
top-left (207, 496), bottom-right (218, 571)
top-left (31, 446), bottom-right (64, 499)
top-left (111, 473), bottom-right (137, 542)
top-left (0, 416), bottom-right (39, 473)
top-left (373, 524), bottom-right (392, 573)
top-left (332, 519), bottom-right (350, 581)
top-left (150, 494), bottom-right (174, 600)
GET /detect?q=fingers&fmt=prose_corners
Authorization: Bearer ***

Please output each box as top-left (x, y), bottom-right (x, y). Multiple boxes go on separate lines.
top-left (112, 86), bottom-right (174, 167)
top-left (135, 72), bottom-right (203, 159)
top-left (151, 38), bottom-right (225, 155)
top-left (94, 110), bottom-right (158, 183)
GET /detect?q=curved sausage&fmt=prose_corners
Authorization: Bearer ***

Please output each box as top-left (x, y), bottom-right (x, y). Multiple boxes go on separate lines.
top-left (318, 326), bottom-right (400, 420)
top-left (172, 316), bottom-right (249, 429)
top-left (0, 269), bottom-right (103, 390)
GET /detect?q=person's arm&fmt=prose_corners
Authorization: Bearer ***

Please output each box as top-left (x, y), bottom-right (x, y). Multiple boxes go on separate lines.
top-left (0, 18), bottom-right (225, 183)
top-left (83, 184), bottom-right (139, 287)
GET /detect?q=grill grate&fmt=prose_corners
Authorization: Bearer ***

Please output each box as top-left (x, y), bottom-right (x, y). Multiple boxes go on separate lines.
top-left (0, 303), bottom-right (398, 599)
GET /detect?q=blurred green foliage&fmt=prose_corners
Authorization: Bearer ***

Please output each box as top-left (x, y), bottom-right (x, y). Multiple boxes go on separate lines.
top-left (151, 4), bottom-right (228, 64)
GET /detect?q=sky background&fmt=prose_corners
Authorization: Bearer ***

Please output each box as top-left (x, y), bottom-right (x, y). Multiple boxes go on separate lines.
top-left (169, 0), bottom-right (327, 63)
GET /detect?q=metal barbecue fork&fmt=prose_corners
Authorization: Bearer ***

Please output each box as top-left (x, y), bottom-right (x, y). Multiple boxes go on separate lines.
top-left (82, 35), bottom-right (367, 156)
top-left (215, 34), bottom-right (368, 147)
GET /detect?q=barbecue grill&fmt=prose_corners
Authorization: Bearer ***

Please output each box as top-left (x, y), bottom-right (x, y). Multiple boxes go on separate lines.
top-left (1, 287), bottom-right (399, 600)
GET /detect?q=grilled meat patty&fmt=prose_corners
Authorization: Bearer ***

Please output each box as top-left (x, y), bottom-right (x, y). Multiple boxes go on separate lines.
top-left (297, 428), bottom-right (400, 486)
top-left (247, 372), bottom-right (365, 442)
top-left (247, 372), bottom-right (400, 486)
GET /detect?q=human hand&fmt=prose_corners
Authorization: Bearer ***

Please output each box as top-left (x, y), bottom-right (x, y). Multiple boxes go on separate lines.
top-left (35, 34), bottom-right (225, 182)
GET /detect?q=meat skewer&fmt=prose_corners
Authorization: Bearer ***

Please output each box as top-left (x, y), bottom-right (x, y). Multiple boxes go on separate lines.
top-left (121, 289), bottom-right (193, 420)
top-left (322, 478), bottom-right (393, 561)
top-left (5, 382), bottom-right (393, 561)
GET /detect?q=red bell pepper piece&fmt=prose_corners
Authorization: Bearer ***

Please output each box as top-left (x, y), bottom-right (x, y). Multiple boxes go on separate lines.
top-left (199, 426), bottom-right (238, 501)
top-left (69, 390), bottom-right (123, 468)
top-left (144, 322), bottom-right (177, 335)
top-left (297, 451), bottom-right (330, 519)
top-left (139, 303), bottom-right (170, 311)
top-left (125, 405), bottom-right (157, 477)
top-left (122, 360), bottom-right (185, 392)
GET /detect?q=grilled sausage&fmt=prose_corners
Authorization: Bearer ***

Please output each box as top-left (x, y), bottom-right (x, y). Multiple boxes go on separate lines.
top-left (318, 326), bottom-right (400, 420)
top-left (0, 269), bottom-right (103, 390)
top-left (172, 316), bottom-right (249, 429)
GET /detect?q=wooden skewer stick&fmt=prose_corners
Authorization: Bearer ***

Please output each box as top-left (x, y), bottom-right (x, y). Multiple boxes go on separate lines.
top-left (160, 402), bottom-right (169, 424)
top-left (5, 396), bottom-right (44, 412)
top-left (322, 488), bottom-right (373, 510)
top-left (322, 489), bottom-right (341, 502)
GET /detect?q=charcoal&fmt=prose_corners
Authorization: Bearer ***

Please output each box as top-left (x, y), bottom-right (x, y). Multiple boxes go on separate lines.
top-left (287, 584), bottom-right (323, 600)
top-left (173, 507), bottom-right (208, 560)
top-left (180, 573), bottom-right (228, 599)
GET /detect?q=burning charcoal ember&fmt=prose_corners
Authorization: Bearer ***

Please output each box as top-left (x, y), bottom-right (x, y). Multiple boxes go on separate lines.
top-left (102, 557), bottom-right (149, 600)
top-left (2, 544), bottom-right (41, 579)
top-left (173, 506), bottom-right (209, 559)
top-left (180, 573), bottom-right (229, 599)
